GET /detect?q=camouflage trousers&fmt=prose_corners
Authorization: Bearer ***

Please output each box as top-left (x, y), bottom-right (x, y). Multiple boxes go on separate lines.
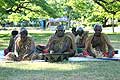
top-left (5, 52), bottom-right (42, 61)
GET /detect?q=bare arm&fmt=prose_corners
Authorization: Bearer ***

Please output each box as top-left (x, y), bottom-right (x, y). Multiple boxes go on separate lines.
top-left (103, 34), bottom-right (114, 50)
top-left (103, 34), bottom-right (114, 57)
top-left (84, 35), bottom-right (96, 58)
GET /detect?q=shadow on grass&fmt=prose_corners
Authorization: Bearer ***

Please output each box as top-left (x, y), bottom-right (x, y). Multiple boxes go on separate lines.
top-left (0, 61), bottom-right (120, 80)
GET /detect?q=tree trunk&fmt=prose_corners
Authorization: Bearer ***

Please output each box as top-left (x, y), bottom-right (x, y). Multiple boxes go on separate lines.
top-left (103, 17), bottom-right (108, 27)
top-left (112, 14), bottom-right (114, 33)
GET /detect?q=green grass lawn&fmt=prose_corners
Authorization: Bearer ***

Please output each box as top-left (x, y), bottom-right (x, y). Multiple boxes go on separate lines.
top-left (0, 30), bottom-right (120, 80)
top-left (0, 61), bottom-right (120, 80)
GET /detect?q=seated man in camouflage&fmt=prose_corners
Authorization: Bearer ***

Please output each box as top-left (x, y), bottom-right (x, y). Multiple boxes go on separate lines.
top-left (5, 28), bottom-right (35, 61)
top-left (83, 24), bottom-right (114, 58)
top-left (4, 30), bottom-right (18, 56)
top-left (45, 25), bottom-right (76, 62)
top-left (75, 27), bottom-right (88, 56)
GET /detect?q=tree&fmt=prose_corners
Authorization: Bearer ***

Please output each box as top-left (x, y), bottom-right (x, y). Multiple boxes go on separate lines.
top-left (0, 0), bottom-right (57, 26)
top-left (90, 4), bottom-right (110, 26)
top-left (47, 0), bottom-right (67, 17)
top-left (65, 0), bottom-right (95, 26)
top-left (93, 0), bottom-right (120, 32)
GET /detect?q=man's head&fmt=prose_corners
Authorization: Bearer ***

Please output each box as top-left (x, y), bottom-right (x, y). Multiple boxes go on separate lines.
top-left (20, 27), bottom-right (28, 41)
top-left (76, 27), bottom-right (84, 36)
top-left (11, 30), bottom-right (18, 38)
top-left (56, 25), bottom-right (65, 37)
top-left (72, 27), bottom-right (78, 36)
top-left (94, 24), bottom-right (102, 36)
top-left (72, 27), bottom-right (76, 32)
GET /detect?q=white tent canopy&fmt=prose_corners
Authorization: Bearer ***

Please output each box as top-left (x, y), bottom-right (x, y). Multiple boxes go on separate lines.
top-left (48, 17), bottom-right (68, 22)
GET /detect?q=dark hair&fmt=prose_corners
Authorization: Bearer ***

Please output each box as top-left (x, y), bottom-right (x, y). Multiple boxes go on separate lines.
top-left (72, 27), bottom-right (76, 31)
top-left (11, 30), bottom-right (18, 35)
top-left (94, 24), bottom-right (102, 30)
top-left (20, 30), bottom-right (28, 36)
top-left (77, 27), bottom-right (84, 32)
top-left (57, 25), bottom-right (64, 30)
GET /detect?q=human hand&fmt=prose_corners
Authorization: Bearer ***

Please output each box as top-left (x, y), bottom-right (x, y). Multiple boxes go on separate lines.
top-left (22, 54), bottom-right (29, 60)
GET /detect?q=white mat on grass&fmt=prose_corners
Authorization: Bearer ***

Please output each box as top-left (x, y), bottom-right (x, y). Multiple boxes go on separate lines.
top-left (0, 50), bottom-right (45, 62)
top-left (114, 49), bottom-right (120, 58)
top-left (68, 57), bottom-right (108, 62)
top-left (1, 50), bottom-right (120, 62)
top-left (69, 49), bottom-right (120, 62)
top-left (0, 50), bottom-right (5, 60)
top-left (31, 60), bottom-right (45, 62)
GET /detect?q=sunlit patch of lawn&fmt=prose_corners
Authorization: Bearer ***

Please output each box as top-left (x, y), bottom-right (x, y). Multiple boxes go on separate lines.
top-left (0, 61), bottom-right (120, 80)
top-left (29, 33), bottom-right (52, 45)
top-left (0, 62), bottom-right (85, 71)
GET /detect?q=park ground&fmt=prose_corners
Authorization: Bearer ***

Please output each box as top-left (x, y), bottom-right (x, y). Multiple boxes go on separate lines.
top-left (0, 27), bottom-right (120, 80)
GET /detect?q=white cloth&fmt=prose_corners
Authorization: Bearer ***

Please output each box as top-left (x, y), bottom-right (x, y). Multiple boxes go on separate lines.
top-left (68, 57), bottom-right (107, 62)
top-left (113, 50), bottom-right (120, 58)
top-left (0, 50), bottom-right (5, 60)
top-left (69, 50), bottom-right (120, 62)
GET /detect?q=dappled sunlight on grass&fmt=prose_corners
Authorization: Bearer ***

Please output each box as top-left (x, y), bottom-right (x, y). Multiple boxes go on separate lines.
top-left (1, 61), bottom-right (120, 80)
top-left (30, 33), bottom-right (52, 45)
top-left (0, 31), bottom-right (11, 34)
top-left (0, 61), bottom-right (120, 80)
top-left (0, 62), bottom-right (87, 71)
top-left (0, 42), bottom-right (8, 50)
top-left (111, 41), bottom-right (120, 42)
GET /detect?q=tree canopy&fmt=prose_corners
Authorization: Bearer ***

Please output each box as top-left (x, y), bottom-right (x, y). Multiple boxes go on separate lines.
top-left (0, 0), bottom-right (58, 23)
top-left (93, 0), bottom-right (120, 15)
top-left (0, 0), bottom-right (120, 27)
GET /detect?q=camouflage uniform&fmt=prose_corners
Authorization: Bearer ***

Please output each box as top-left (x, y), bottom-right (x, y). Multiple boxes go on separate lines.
top-left (49, 32), bottom-right (76, 53)
top-left (45, 32), bottom-right (76, 62)
top-left (84, 33), bottom-right (114, 58)
top-left (6, 36), bottom-right (35, 61)
top-left (75, 31), bottom-right (88, 54)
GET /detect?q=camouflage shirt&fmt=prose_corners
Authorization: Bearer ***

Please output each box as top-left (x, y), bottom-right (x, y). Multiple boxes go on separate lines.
top-left (15, 36), bottom-right (35, 57)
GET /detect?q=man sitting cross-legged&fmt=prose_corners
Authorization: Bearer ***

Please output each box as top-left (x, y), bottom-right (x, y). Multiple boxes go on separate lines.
top-left (5, 28), bottom-right (35, 61)
top-left (75, 27), bottom-right (89, 56)
top-left (35, 25), bottom-right (76, 62)
top-left (83, 24), bottom-right (115, 58)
